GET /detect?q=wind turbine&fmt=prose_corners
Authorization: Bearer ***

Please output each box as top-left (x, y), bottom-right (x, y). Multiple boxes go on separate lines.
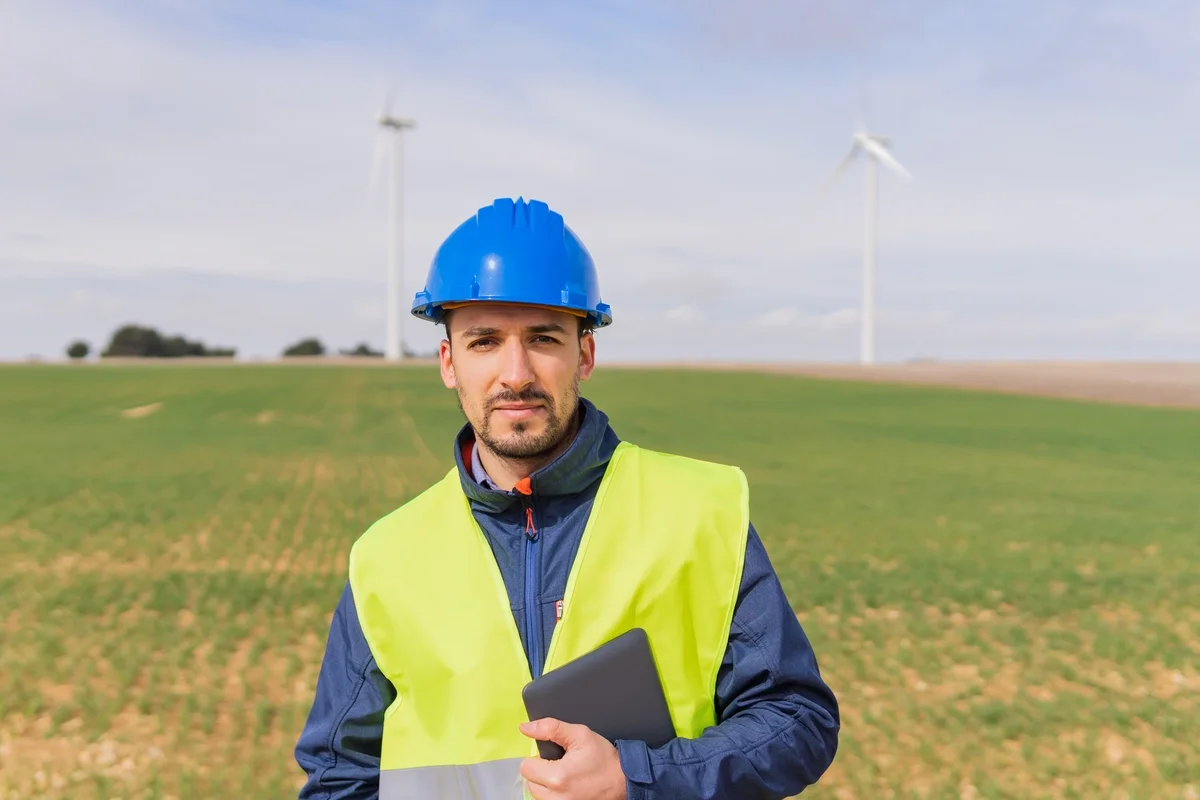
top-left (372, 92), bottom-right (416, 362)
top-left (828, 129), bottom-right (911, 365)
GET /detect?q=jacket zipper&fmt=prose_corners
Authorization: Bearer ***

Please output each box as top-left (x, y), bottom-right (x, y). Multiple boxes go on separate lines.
top-left (522, 498), bottom-right (543, 679)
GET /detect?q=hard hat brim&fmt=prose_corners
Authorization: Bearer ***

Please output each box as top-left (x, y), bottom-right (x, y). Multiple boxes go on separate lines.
top-left (439, 301), bottom-right (589, 318)
top-left (412, 294), bottom-right (612, 328)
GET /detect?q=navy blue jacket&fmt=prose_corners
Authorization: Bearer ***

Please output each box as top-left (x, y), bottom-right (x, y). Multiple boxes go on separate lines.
top-left (295, 398), bottom-right (839, 799)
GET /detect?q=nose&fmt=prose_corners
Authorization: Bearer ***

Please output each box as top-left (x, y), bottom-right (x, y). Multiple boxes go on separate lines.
top-left (497, 336), bottom-right (536, 393)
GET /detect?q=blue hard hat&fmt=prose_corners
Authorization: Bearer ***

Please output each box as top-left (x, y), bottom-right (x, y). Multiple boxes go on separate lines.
top-left (411, 197), bottom-right (612, 328)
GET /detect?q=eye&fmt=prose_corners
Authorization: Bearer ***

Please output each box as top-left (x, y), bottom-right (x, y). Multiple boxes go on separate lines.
top-left (467, 337), bottom-right (498, 350)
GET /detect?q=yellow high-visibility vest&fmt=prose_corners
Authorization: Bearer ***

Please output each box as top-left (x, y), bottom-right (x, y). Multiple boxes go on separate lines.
top-left (348, 441), bottom-right (750, 799)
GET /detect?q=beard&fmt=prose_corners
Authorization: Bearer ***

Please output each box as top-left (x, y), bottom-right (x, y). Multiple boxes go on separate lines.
top-left (457, 375), bottom-right (581, 460)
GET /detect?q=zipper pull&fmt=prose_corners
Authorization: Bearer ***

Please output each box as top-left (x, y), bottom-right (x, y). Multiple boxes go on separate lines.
top-left (525, 506), bottom-right (538, 540)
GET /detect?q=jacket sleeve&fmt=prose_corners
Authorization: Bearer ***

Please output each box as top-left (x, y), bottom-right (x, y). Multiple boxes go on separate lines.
top-left (295, 581), bottom-right (396, 800)
top-left (616, 523), bottom-right (840, 799)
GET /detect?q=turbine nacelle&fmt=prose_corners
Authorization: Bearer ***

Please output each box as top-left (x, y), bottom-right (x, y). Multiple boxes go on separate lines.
top-left (852, 131), bottom-right (889, 148)
top-left (833, 131), bottom-right (912, 184)
top-left (378, 115), bottom-right (416, 131)
top-left (376, 90), bottom-right (417, 131)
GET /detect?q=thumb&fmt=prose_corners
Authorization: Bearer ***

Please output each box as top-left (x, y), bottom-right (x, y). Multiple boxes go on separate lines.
top-left (520, 717), bottom-right (582, 748)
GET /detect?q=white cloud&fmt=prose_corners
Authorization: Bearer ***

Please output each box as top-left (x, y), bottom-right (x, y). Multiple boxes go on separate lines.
top-left (759, 307), bottom-right (799, 328)
top-left (818, 308), bottom-right (861, 331)
top-left (2, 1), bottom-right (1199, 361)
top-left (756, 307), bottom-right (860, 331)
top-left (665, 305), bottom-right (702, 323)
top-left (352, 301), bottom-right (384, 324)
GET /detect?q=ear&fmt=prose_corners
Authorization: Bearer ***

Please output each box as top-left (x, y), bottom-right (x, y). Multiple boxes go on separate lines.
top-left (439, 339), bottom-right (456, 389)
top-left (577, 332), bottom-right (596, 382)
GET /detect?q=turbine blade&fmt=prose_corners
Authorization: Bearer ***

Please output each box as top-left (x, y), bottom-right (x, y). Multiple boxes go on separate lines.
top-left (379, 86), bottom-right (393, 121)
top-left (820, 145), bottom-right (860, 193)
top-left (871, 143), bottom-right (912, 179)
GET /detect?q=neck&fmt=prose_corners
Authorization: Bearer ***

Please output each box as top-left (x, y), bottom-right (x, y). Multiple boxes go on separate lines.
top-left (475, 408), bottom-right (581, 492)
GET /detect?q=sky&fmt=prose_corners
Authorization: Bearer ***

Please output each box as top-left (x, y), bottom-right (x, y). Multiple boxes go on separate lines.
top-left (2, 0), bottom-right (1199, 363)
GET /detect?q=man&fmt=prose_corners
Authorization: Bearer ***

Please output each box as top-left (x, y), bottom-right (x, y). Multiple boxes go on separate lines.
top-left (295, 197), bottom-right (839, 799)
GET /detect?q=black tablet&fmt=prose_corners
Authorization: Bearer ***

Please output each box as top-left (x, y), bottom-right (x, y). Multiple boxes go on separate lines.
top-left (522, 628), bottom-right (676, 760)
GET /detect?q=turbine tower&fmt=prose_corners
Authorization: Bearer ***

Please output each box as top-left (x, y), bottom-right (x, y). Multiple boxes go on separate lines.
top-left (829, 130), bottom-right (911, 365)
top-left (376, 97), bottom-right (416, 361)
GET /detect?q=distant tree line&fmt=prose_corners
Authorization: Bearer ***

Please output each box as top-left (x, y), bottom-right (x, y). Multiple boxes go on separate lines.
top-left (280, 338), bottom-right (385, 357)
top-left (64, 325), bottom-right (403, 360)
top-left (279, 339), bottom-right (434, 358)
top-left (74, 324), bottom-right (238, 359)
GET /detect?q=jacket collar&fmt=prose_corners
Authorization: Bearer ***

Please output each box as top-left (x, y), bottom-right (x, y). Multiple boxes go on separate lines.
top-left (452, 396), bottom-right (618, 512)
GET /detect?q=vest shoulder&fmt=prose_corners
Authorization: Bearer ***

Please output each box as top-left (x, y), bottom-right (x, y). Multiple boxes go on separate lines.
top-left (352, 468), bottom-right (459, 554)
top-left (619, 443), bottom-right (747, 493)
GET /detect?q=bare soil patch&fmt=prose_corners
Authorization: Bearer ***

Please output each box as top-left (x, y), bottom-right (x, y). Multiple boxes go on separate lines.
top-left (120, 401), bottom-right (163, 419)
top-left (621, 361), bottom-right (1200, 409)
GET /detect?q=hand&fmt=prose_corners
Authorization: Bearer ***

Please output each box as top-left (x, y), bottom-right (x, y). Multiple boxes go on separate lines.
top-left (519, 718), bottom-right (627, 800)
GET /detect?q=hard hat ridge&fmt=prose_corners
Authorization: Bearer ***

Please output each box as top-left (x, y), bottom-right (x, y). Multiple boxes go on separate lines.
top-left (411, 197), bottom-right (612, 328)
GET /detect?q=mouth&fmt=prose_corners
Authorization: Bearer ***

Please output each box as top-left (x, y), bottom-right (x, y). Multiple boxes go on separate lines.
top-left (491, 403), bottom-right (545, 420)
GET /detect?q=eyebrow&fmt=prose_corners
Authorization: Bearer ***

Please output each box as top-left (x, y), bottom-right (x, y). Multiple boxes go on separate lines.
top-left (460, 326), bottom-right (501, 338)
top-left (527, 323), bottom-right (567, 335)
top-left (460, 323), bottom-right (567, 338)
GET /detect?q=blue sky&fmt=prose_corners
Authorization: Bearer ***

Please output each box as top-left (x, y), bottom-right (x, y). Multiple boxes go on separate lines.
top-left (2, 0), bottom-right (1198, 362)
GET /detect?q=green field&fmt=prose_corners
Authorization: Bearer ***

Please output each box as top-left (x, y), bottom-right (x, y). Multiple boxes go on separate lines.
top-left (1, 364), bottom-right (1198, 799)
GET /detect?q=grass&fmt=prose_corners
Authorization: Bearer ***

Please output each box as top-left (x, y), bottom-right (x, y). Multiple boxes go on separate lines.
top-left (0, 363), bottom-right (1197, 798)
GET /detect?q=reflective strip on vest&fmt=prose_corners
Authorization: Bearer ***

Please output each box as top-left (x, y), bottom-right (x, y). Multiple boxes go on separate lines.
top-left (379, 758), bottom-right (527, 800)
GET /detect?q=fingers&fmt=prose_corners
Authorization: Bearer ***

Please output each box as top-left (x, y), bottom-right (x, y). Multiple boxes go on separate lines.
top-left (518, 723), bottom-right (624, 800)
top-left (519, 756), bottom-right (563, 793)
top-left (520, 717), bottom-right (582, 748)
top-left (518, 719), bottom-right (582, 795)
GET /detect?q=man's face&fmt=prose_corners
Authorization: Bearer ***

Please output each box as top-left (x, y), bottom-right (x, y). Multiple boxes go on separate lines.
top-left (439, 303), bottom-right (596, 460)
